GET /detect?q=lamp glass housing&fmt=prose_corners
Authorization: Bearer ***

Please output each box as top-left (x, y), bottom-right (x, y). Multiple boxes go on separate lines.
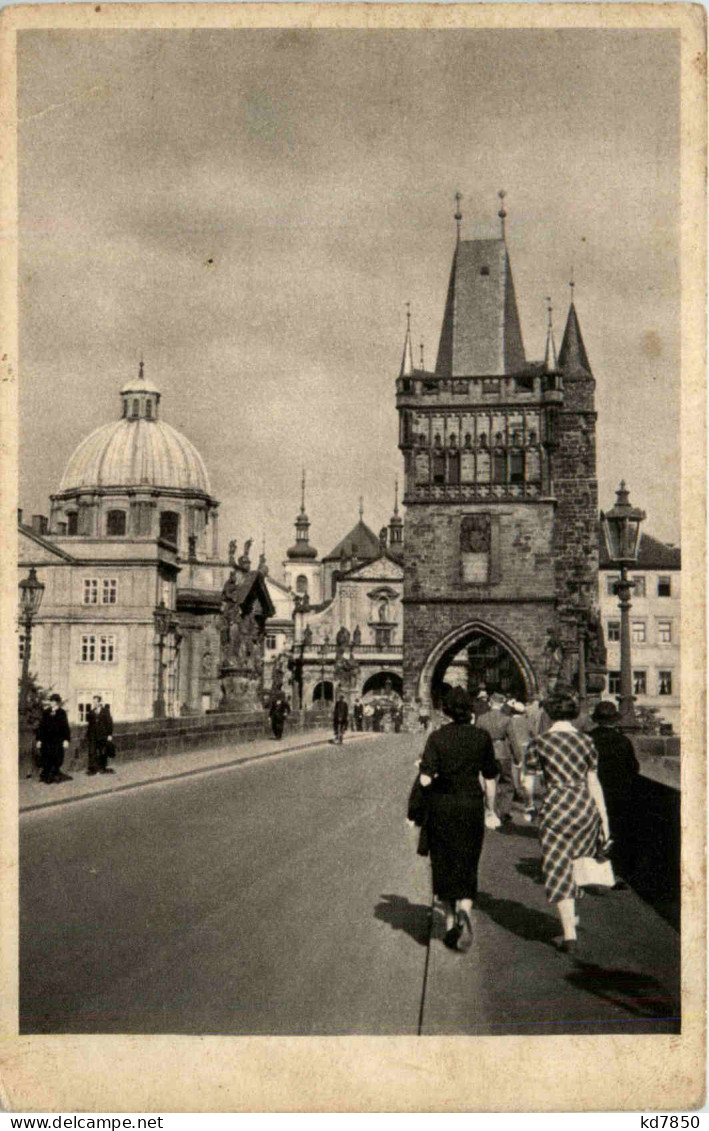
top-left (19, 567), bottom-right (45, 619)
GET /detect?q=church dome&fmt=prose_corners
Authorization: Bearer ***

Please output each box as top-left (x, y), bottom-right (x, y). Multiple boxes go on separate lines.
top-left (59, 418), bottom-right (212, 494)
top-left (58, 363), bottom-right (212, 496)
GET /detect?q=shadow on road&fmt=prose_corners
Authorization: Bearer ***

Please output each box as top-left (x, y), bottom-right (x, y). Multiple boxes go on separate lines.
top-left (476, 891), bottom-right (559, 943)
top-left (498, 822), bottom-right (539, 840)
top-left (565, 960), bottom-right (680, 1021)
top-left (374, 894), bottom-right (432, 947)
top-left (515, 857), bottom-right (545, 885)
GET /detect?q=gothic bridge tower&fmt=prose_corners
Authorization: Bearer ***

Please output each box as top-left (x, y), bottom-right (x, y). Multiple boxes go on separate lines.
top-left (396, 196), bottom-right (601, 719)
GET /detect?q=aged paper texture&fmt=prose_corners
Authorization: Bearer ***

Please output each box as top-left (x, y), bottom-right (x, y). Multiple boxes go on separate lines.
top-left (0, 1), bottom-right (705, 1113)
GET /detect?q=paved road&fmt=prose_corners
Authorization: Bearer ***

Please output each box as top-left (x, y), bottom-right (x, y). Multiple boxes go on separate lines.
top-left (20, 733), bottom-right (680, 1035)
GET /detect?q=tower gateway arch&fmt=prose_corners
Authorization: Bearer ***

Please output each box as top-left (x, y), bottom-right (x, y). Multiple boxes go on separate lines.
top-left (395, 197), bottom-right (606, 722)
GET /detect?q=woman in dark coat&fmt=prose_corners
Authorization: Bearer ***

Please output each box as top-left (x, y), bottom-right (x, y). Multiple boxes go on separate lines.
top-left (35, 694), bottom-right (71, 784)
top-left (588, 700), bottom-right (640, 882)
top-left (419, 687), bottom-right (498, 951)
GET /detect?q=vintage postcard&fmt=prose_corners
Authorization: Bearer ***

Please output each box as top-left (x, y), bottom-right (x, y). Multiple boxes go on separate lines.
top-left (0, 1), bottom-right (705, 1113)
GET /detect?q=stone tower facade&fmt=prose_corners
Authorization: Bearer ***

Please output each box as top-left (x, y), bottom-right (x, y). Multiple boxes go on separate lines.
top-left (396, 218), bottom-right (603, 721)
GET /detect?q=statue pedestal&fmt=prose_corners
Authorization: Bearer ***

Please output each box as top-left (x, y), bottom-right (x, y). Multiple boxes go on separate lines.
top-left (219, 666), bottom-right (263, 714)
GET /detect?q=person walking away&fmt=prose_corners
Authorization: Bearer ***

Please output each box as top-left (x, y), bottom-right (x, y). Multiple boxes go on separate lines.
top-left (418, 688), bottom-right (498, 951)
top-left (416, 698), bottom-right (431, 732)
top-left (269, 694), bottom-right (290, 740)
top-left (588, 700), bottom-right (640, 885)
top-left (36, 694), bottom-right (71, 784)
top-left (471, 687), bottom-right (490, 720)
top-left (476, 692), bottom-right (514, 825)
top-left (524, 692), bottom-right (611, 953)
top-left (333, 694), bottom-right (349, 744)
top-left (506, 699), bottom-right (536, 819)
top-left (86, 695), bottom-right (114, 775)
top-left (353, 697), bottom-right (364, 732)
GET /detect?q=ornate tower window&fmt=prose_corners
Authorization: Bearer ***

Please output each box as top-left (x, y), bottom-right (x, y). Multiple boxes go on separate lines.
top-left (159, 511), bottom-right (180, 545)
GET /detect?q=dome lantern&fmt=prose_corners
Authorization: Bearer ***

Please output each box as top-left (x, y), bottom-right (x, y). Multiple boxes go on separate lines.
top-left (120, 360), bottom-right (161, 422)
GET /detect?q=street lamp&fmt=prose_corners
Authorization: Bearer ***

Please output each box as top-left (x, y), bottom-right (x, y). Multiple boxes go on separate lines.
top-left (601, 481), bottom-right (646, 732)
top-left (18, 567), bottom-right (45, 718)
top-left (153, 600), bottom-right (171, 719)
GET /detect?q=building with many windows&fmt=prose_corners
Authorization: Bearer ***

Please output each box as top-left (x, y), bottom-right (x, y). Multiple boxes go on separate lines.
top-left (598, 532), bottom-right (681, 729)
top-left (18, 365), bottom-right (276, 722)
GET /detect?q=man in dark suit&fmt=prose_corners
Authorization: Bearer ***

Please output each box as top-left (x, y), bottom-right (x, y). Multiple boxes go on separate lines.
top-left (333, 694), bottom-right (349, 744)
top-left (269, 694), bottom-right (290, 740)
top-left (86, 695), bottom-right (114, 775)
top-left (36, 694), bottom-right (71, 784)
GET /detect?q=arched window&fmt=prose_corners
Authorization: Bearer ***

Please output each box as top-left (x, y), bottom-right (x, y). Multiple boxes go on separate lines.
top-left (106, 510), bottom-right (126, 536)
top-left (132, 399), bottom-right (139, 419)
top-left (159, 511), bottom-right (180, 545)
top-left (145, 399), bottom-right (153, 420)
top-left (509, 452), bottom-right (524, 484)
top-left (448, 450), bottom-right (461, 485)
top-left (449, 434), bottom-right (457, 448)
top-left (434, 433), bottom-right (442, 448)
top-left (432, 451), bottom-right (446, 485)
top-left (296, 574), bottom-right (309, 595)
top-left (67, 511), bottom-right (79, 536)
top-left (479, 432), bottom-right (487, 448)
top-left (464, 433), bottom-right (472, 448)
top-left (492, 452), bottom-right (506, 485)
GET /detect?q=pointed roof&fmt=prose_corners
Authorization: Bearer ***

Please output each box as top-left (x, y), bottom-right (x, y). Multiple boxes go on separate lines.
top-left (435, 239), bottom-right (526, 378)
top-left (558, 303), bottom-right (592, 376)
top-left (323, 519), bottom-right (381, 563)
top-left (400, 307), bottom-right (415, 378)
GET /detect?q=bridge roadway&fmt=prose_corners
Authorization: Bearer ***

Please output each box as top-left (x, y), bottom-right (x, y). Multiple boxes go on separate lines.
top-left (20, 731), bottom-right (680, 1036)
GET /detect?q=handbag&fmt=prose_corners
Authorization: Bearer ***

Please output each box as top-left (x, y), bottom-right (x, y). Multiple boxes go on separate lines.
top-left (407, 774), bottom-right (430, 857)
top-left (572, 854), bottom-right (615, 888)
top-left (105, 738), bottom-right (116, 759)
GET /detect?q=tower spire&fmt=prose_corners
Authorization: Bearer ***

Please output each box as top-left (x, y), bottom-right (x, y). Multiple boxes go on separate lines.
top-left (287, 472), bottom-right (317, 560)
top-left (419, 340), bottom-right (425, 370)
top-left (300, 468), bottom-right (306, 514)
top-left (454, 191), bottom-right (463, 243)
top-left (399, 301), bottom-right (415, 378)
top-left (543, 296), bottom-right (558, 373)
top-left (498, 189), bottom-right (507, 241)
top-left (359, 496), bottom-right (364, 522)
top-left (389, 477), bottom-right (404, 546)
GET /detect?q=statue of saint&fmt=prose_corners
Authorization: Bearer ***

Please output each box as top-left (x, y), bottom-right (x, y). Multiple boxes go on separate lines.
top-left (238, 539), bottom-right (253, 570)
top-left (303, 625), bottom-right (313, 647)
top-left (228, 539), bottom-right (237, 567)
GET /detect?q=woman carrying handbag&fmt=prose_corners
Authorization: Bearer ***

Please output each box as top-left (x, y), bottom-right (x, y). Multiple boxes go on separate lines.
top-left (416, 688), bottom-right (498, 952)
top-left (524, 691), bottom-right (612, 954)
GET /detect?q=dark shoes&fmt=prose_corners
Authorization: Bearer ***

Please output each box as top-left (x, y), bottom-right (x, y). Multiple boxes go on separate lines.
top-left (457, 910), bottom-right (473, 952)
top-left (99, 767), bottom-right (115, 774)
top-left (86, 768), bottom-right (98, 775)
top-left (553, 937), bottom-right (578, 955)
top-left (444, 925), bottom-right (462, 950)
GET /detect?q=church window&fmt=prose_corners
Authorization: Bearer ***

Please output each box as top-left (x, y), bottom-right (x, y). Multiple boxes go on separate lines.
top-left (449, 434), bottom-right (457, 448)
top-left (479, 432), bottom-right (487, 448)
top-left (509, 452), bottom-right (524, 484)
top-left (106, 510), bottom-right (127, 537)
top-left (159, 511), bottom-right (180, 545)
top-left (432, 451), bottom-right (446, 485)
top-left (464, 433), bottom-right (472, 448)
top-left (495, 431), bottom-right (503, 444)
top-left (296, 575), bottom-right (309, 595)
top-left (67, 512), bottom-right (79, 535)
top-left (131, 399), bottom-right (139, 419)
top-left (434, 433), bottom-right (442, 448)
top-left (492, 453), bottom-right (506, 484)
top-left (145, 399), bottom-right (153, 420)
top-left (448, 450), bottom-right (461, 485)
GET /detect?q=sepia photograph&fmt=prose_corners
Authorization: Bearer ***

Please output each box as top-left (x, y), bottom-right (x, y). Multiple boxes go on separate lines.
top-left (2, 2), bottom-right (705, 1113)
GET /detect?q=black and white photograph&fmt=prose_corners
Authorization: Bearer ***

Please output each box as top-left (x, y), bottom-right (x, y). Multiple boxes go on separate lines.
top-left (3, 2), bottom-right (705, 1114)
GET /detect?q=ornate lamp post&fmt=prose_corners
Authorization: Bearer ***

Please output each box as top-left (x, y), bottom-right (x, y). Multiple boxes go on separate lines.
top-left (18, 567), bottom-right (45, 719)
top-left (601, 481), bottom-right (646, 732)
top-left (153, 600), bottom-right (171, 719)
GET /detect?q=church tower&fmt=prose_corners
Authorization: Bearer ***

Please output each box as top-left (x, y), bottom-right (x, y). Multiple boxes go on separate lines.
top-left (396, 195), bottom-right (603, 718)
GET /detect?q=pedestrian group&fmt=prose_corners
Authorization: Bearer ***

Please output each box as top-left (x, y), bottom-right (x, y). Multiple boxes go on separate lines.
top-left (409, 686), bottom-right (639, 954)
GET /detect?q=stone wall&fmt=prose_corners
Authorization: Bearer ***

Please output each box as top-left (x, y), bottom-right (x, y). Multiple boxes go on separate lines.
top-left (19, 706), bottom-right (333, 776)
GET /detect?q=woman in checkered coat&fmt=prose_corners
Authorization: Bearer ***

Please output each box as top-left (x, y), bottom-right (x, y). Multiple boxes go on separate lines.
top-left (524, 693), bottom-right (610, 953)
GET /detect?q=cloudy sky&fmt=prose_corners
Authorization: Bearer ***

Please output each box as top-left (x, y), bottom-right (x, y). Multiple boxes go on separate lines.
top-left (18, 27), bottom-right (680, 570)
